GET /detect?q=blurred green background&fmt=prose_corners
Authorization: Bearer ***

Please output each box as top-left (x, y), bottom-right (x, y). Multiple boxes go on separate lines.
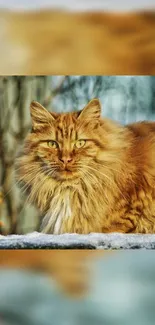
top-left (0, 76), bottom-right (155, 234)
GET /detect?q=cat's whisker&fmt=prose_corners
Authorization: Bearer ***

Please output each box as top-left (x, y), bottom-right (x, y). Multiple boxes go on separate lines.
top-left (18, 174), bottom-right (41, 194)
top-left (93, 161), bottom-right (137, 185)
top-left (77, 163), bottom-right (128, 202)
top-left (77, 164), bottom-right (113, 184)
top-left (86, 165), bottom-right (127, 200)
top-left (80, 171), bottom-right (99, 191)
top-left (2, 174), bottom-right (37, 200)
top-left (78, 167), bottom-right (99, 185)
top-left (96, 162), bottom-right (124, 175)
top-left (17, 174), bottom-right (51, 222)
top-left (90, 161), bottom-right (137, 187)
top-left (45, 169), bottom-right (57, 178)
top-left (80, 169), bottom-right (110, 203)
top-left (27, 173), bottom-right (52, 205)
top-left (11, 171), bottom-right (48, 226)
top-left (17, 166), bottom-right (48, 188)
top-left (77, 161), bottom-right (120, 182)
top-left (17, 190), bottom-right (34, 220)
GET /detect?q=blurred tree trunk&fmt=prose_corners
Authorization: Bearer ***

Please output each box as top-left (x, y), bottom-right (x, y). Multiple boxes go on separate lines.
top-left (0, 76), bottom-right (52, 234)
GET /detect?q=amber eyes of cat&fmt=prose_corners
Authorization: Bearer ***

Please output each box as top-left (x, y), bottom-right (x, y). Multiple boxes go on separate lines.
top-left (47, 139), bottom-right (86, 149)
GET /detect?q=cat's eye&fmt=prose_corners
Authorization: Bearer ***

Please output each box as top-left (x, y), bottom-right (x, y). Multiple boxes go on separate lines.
top-left (75, 140), bottom-right (86, 149)
top-left (47, 140), bottom-right (59, 149)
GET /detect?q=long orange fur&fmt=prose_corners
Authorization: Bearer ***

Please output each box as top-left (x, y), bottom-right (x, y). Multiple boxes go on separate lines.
top-left (16, 99), bottom-right (155, 234)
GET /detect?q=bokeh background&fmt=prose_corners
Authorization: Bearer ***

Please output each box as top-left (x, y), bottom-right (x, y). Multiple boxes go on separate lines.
top-left (0, 2), bottom-right (154, 75)
top-left (0, 75), bottom-right (155, 234)
top-left (1, 251), bottom-right (155, 325)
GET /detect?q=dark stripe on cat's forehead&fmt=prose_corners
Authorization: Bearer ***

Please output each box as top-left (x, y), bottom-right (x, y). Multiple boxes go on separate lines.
top-left (56, 113), bottom-right (76, 139)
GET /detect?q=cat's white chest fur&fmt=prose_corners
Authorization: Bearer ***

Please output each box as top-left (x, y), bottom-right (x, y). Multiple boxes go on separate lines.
top-left (41, 190), bottom-right (72, 234)
top-left (53, 192), bottom-right (72, 234)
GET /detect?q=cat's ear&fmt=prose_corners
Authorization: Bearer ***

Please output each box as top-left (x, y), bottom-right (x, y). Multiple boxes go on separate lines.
top-left (77, 99), bottom-right (101, 121)
top-left (30, 101), bottom-right (55, 131)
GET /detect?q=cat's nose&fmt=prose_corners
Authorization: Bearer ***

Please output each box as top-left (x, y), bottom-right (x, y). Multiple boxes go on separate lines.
top-left (59, 157), bottom-right (72, 164)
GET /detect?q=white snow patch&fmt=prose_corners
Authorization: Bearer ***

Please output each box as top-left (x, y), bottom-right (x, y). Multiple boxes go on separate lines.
top-left (0, 232), bottom-right (155, 249)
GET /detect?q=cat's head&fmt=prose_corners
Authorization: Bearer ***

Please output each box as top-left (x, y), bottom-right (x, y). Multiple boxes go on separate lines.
top-left (23, 98), bottom-right (104, 182)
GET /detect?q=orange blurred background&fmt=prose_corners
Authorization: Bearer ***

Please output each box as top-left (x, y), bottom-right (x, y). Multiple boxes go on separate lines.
top-left (0, 3), bottom-right (154, 75)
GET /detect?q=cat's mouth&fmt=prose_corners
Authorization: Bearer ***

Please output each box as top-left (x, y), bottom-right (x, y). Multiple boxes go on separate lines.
top-left (41, 159), bottom-right (76, 178)
top-left (59, 168), bottom-right (75, 179)
top-left (57, 166), bottom-right (80, 180)
top-left (60, 170), bottom-right (73, 175)
top-left (41, 159), bottom-right (79, 180)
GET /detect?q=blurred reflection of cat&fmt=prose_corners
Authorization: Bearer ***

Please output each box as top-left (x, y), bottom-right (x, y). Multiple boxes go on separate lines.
top-left (0, 250), bottom-right (106, 297)
top-left (0, 10), bottom-right (154, 75)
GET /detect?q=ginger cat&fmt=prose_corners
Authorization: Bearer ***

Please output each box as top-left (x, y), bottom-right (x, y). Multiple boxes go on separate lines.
top-left (0, 10), bottom-right (155, 74)
top-left (0, 250), bottom-right (105, 297)
top-left (16, 99), bottom-right (155, 234)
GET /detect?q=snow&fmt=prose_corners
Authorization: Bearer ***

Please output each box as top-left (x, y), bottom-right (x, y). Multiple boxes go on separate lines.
top-left (0, 232), bottom-right (155, 249)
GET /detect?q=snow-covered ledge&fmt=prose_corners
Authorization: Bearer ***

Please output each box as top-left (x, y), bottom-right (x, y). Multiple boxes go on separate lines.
top-left (0, 232), bottom-right (155, 249)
